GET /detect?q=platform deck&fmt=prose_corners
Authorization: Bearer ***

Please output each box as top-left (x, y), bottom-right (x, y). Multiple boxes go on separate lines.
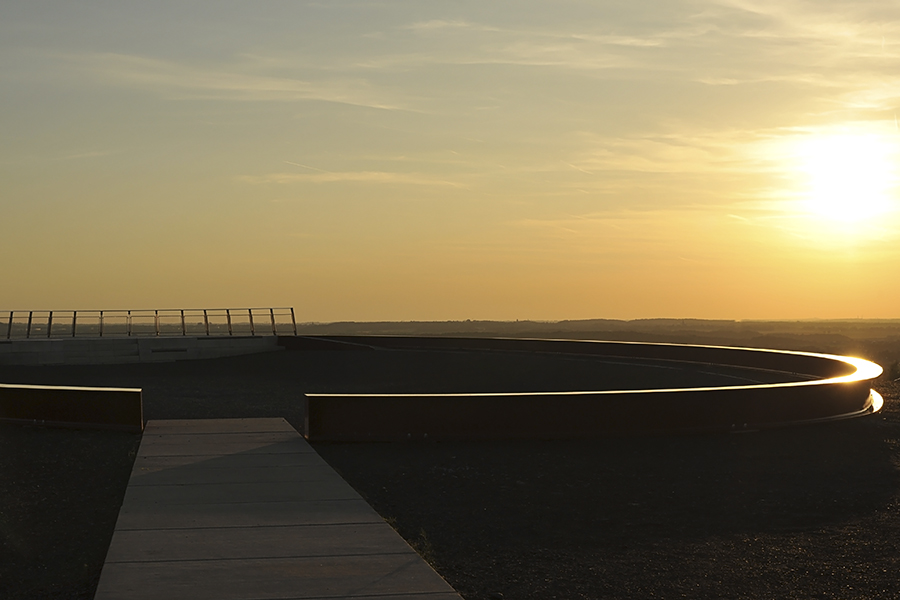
top-left (95, 418), bottom-right (460, 600)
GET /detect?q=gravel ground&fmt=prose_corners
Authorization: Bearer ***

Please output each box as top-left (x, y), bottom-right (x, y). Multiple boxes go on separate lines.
top-left (1, 349), bottom-right (897, 599)
top-left (0, 425), bottom-right (140, 599)
top-left (318, 381), bottom-right (900, 599)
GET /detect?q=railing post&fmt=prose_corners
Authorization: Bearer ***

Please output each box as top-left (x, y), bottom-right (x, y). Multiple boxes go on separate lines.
top-left (249, 309), bottom-right (255, 336)
top-left (99, 311), bottom-right (104, 337)
top-left (26, 311), bottom-right (33, 339)
top-left (203, 309), bottom-right (209, 336)
top-left (7, 311), bottom-right (13, 339)
top-left (270, 308), bottom-right (276, 335)
top-left (127, 310), bottom-right (132, 337)
top-left (290, 307), bottom-right (297, 336)
top-left (181, 310), bottom-right (186, 336)
top-left (47, 311), bottom-right (53, 338)
top-left (72, 311), bottom-right (77, 337)
top-left (155, 310), bottom-right (160, 336)
top-left (226, 309), bottom-right (233, 336)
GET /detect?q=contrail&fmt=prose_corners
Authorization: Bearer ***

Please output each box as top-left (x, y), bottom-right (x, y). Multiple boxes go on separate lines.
top-left (563, 160), bottom-right (594, 175)
top-left (284, 161), bottom-right (331, 173)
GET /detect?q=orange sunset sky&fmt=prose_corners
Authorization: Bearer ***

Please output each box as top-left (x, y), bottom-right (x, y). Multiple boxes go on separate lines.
top-left (2, 1), bottom-right (899, 321)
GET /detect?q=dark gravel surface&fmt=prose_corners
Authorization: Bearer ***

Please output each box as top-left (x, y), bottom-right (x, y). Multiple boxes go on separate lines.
top-left (318, 382), bottom-right (900, 599)
top-left (1, 349), bottom-right (898, 599)
top-left (0, 425), bottom-right (140, 600)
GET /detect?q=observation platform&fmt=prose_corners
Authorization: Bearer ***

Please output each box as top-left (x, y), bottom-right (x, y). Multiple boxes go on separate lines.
top-left (95, 418), bottom-right (460, 600)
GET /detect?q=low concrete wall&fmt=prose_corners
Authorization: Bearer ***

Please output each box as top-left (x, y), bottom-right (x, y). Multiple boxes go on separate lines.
top-left (0, 383), bottom-right (143, 432)
top-left (300, 337), bottom-right (882, 440)
top-left (0, 335), bottom-right (280, 366)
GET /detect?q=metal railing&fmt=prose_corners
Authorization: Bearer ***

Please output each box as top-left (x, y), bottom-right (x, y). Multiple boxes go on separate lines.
top-left (1, 308), bottom-right (297, 339)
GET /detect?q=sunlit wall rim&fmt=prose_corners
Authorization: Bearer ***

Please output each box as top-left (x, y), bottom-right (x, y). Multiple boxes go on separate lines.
top-left (308, 337), bottom-right (883, 397)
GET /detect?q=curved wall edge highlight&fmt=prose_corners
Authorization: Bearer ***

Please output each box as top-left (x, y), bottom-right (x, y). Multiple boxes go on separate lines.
top-left (298, 336), bottom-right (884, 441)
top-left (0, 383), bottom-right (143, 432)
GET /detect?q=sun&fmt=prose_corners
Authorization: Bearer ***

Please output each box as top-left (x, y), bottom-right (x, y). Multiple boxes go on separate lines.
top-left (796, 132), bottom-right (898, 223)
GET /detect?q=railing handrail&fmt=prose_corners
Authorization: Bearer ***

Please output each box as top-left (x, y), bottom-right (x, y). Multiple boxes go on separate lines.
top-left (1, 307), bottom-right (293, 313)
top-left (1, 307), bottom-right (297, 339)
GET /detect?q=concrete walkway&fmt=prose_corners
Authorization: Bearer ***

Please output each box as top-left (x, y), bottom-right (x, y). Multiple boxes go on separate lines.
top-left (95, 418), bottom-right (461, 600)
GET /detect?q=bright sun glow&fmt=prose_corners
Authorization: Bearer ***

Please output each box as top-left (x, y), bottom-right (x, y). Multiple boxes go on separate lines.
top-left (797, 133), bottom-right (899, 223)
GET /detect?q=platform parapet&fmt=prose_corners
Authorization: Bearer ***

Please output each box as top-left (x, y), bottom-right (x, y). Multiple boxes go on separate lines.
top-left (299, 337), bottom-right (883, 440)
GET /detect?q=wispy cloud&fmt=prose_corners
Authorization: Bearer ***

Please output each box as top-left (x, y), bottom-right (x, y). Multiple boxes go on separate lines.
top-left (239, 171), bottom-right (466, 187)
top-left (405, 19), bottom-right (500, 32)
top-left (373, 2), bottom-right (900, 99)
top-left (508, 207), bottom-right (762, 264)
top-left (65, 53), bottom-right (416, 111)
top-left (64, 150), bottom-right (110, 160)
top-left (570, 130), bottom-right (758, 175)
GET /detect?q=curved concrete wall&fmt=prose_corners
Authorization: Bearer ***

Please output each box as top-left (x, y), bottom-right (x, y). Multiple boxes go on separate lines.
top-left (297, 337), bottom-right (883, 441)
top-left (0, 336), bottom-right (880, 437)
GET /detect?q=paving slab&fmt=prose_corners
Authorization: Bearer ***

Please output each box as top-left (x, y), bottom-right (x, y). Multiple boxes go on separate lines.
top-left (98, 556), bottom-right (458, 600)
top-left (104, 523), bottom-right (416, 562)
top-left (96, 418), bottom-right (461, 600)
top-left (121, 478), bottom-right (361, 505)
top-left (132, 451), bottom-right (327, 472)
top-left (128, 461), bottom-right (338, 485)
top-left (137, 434), bottom-right (316, 456)
top-left (143, 418), bottom-right (297, 434)
top-left (114, 499), bottom-right (384, 530)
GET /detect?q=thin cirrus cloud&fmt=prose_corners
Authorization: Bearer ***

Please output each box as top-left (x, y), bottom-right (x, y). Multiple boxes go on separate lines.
top-left (404, 19), bottom-right (502, 33)
top-left (63, 52), bottom-right (416, 111)
top-left (379, 6), bottom-right (897, 110)
top-left (388, 20), bottom-right (666, 70)
top-left (238, 171), bottom-right (467, 188)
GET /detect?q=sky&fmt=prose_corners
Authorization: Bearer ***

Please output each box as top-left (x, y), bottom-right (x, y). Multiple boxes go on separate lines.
top-left (2, 0), bottom-right (899, 321)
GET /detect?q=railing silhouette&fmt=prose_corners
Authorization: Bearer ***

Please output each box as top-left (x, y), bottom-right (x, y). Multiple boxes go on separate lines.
top-left (2, 308), bottom-right (297, 339)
